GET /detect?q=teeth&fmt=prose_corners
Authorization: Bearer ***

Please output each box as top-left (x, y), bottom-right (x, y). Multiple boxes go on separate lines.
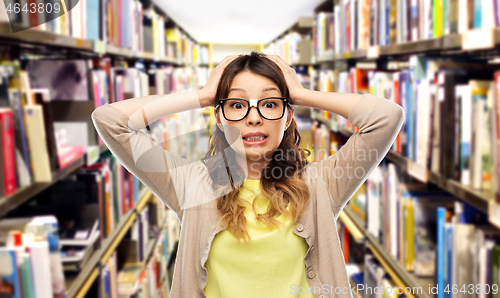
top-left (246, 136), bottom-right (265, 141)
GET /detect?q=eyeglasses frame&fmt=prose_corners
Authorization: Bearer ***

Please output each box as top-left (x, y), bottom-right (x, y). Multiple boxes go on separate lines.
top-left (215, 97), bottom-right (292, 121)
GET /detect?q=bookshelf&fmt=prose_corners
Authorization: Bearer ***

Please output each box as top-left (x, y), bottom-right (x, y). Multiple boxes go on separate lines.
top-left (263, 16), bottom-right (314, 66)
top-left (0, 1), bottom-right (204, 296)
top-left (65, 188), bottom-right (151, 298)
top-left (0, 144), bottom-right (109, 218)
top-left (313, 29), bottom-right (500, 63)
top-left (311, 112), bottom-right (495, 214)
top-left (304, 0), bottom-right (500, 293)
top-left (0, 22), bottom-right (183, 65)
top-left (340, 208), bottom-right (435, 298)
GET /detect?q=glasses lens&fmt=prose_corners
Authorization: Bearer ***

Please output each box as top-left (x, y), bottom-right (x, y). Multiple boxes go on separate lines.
top-left (223, 99), bottom-right (248, 120)
top-left (222, 98), bottom-right (285, 120)
top-left (259, 97), bottom-right (284, 119)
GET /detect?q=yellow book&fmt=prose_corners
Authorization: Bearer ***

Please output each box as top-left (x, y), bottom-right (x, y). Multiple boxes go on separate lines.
top-left (405, 197), bottom-right (414, 271)
top-left (23, 104), bottom-right (52, 182)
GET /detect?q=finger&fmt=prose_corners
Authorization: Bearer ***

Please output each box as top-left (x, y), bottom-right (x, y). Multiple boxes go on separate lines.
top-left (269, 54), bottom-right (291, 69)
top-left (217, 55), bottom-right (239, 68)
top-left (262, 54), bottom-right (290, 72)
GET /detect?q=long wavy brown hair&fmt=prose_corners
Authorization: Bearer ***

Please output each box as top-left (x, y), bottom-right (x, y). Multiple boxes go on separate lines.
top-left (201, 51), bottom-right (311, 243)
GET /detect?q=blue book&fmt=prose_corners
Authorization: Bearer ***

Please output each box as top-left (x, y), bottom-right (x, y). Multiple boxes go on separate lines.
top-left (446, 223), bottom-right (453, 298)
top-left (473, 0), bottom-right (483, 29)
top-left (0, 248), bottom-right (21, 298)
top-left (86, 0), bottom-right (100, 40)
top-left (404, 70), bottom-right (414, 160)
top-left (385, 0), bottom-right (389, 45)
top-left (413, 79), bottom-right (420, 163)
top-left (12, 89), bottom-right (32, 181)
top-left (436, 207), bottom-right (446, 298)
top-left (121, 0), bottom-right (132, 48)
top-left (133, 175), bottom-right (139, 203)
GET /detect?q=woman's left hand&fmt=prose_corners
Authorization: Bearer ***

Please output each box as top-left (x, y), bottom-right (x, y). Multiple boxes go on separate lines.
top-left (261, 54), bottom-right (306, 105)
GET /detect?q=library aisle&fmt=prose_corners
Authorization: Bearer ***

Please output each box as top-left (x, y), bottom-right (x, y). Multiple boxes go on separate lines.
top-left (0, 0), bottom-right (500, 297)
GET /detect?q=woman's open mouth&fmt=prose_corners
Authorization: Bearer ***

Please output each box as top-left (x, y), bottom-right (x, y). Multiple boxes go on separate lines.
top-left (242, 136), bottom-right (268, 145)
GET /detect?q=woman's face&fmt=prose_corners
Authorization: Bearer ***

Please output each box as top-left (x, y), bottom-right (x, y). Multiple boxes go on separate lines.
top-left (215, 69), bottom-right (294, 162)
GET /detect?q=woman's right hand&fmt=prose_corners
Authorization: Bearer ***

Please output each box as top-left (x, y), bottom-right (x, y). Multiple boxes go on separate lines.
top-left (197, 55), bottom-right (241, 108)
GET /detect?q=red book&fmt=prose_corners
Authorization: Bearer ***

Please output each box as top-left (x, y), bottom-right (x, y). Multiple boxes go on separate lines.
top-left (86, 162), bottom-right (113, 235)
top-left (0, 109), bottom-right (17, 196)
top-left (28, 0), bottom-right (38, 27)
top-left (122, 168), bottom-right (128, 212)
top-left (93, 58), bottom-right (115, 103)
top-left (118, 164), bottom-right (127, 215)
top-left (128, 171), bottom-right (134, 210)
top-left (57, 146), bottom-right (85, 169)
top-left (393, 72), bottom-right (401, 154)
top-left (342, 225), bottom-right (349, 264)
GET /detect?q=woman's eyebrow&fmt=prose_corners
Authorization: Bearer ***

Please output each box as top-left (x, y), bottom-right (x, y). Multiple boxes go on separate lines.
top-left (229, 87), bottom-right (280, 93)
top-left (229, 87), bottom-right (246, 92)
top-left (262, 87), bottom-right (280, 92)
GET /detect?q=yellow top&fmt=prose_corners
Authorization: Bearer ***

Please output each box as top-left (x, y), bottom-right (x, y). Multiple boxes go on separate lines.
top-left (204, 179), bottom-right (315, 297)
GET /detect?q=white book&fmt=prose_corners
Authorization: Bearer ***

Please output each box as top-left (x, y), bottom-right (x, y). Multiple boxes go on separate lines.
top-left (458, 0), bottom-right (469, 33)
top-left (388, 163), bottom-right (400, 259)
top-left (27, 241), bottom-right (54, 298)
top-left (458, 85), bottom-right (471, 186)
top-left (334, 5), bottom-right (341, 53)
top-left (366, 166), bottom-right (382, 239)
top-left (482, 0), bottom-right (495, 28)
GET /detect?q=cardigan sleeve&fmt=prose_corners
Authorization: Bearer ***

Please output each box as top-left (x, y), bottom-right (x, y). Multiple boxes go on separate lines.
top-left (91, 102), bottom-right (207, 222)
top-left (305, 93), bottom-right (405, 214)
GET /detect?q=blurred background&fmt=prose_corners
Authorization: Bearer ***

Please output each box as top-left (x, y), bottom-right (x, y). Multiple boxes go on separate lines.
top-left (0, 0), bottom-right (499, 297)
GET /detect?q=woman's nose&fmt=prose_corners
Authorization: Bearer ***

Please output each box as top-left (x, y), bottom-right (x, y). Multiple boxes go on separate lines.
top-left (246, 106), bottom-right (262, 124)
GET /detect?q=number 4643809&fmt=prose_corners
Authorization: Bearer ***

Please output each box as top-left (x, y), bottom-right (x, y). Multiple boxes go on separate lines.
top-left (5, 2), bottom-right (61, 14)
top-left (443, 284), bottom-right (498, 295)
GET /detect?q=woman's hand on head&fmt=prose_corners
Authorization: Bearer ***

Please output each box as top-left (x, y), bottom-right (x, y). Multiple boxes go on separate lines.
top-left (197, 55), bottom-right (240, 108)
top-left (261, 54), bottom-right (305, 105)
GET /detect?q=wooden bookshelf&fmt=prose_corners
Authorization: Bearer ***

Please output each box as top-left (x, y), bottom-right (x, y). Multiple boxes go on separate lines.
top-left (0, 144), bottom-right (109, 218)
top-left (0, 22), bottom-right (184, 65)
top-left (311, 109), bottom-right (494, 213)
top-left (66, 188), bottom-right (154, 298)
top-left (314, 28), bottom-right (500, 62)
top-left (341, 208), bottom-right (435, 298)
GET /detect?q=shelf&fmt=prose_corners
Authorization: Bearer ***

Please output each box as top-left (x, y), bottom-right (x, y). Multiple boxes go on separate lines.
top-left (314, 28), bottom-right (500, 62)
top-left (0, 144), bottom-right (109, 218)
top-left (312, 110), bottom-right (494, 213)
top-left (105, 43), bottom-right (180, 64)
top-left (0, 22), bottom-right (186, 65)
top-left (342, 208), bottom-right (434, 298)
top-left (0, 22), bottom-right (94, 51)
top-left (67, 188), bottom-right (153, 298)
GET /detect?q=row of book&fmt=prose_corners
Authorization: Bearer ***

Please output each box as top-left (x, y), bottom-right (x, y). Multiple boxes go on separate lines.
top-left (0, 58), bottom-right (205, 198)
top-left (352, 161), bottom-right (498, 298)
top-left (313, 0), bottom-right (500, 57)
top-left (0, 177), bottom-right (178, 297)
top-left (336, 220), bottom-right (410, 298)
top-left (0, 0), bottom-right (209, 65)
top-left (263, 32), bottom-right (310, 65)
top-left (309, 56), bottom-right (500, 201)
top-left (113, 209), bottom-right (180, 297)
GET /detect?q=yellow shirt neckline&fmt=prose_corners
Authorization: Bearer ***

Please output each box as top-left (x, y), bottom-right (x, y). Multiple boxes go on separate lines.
top-left (242, 178), bottom-right (261, 188)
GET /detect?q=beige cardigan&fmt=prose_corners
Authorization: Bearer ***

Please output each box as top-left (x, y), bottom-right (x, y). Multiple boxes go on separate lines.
top-left (91, 92), bottom-right (404, 298)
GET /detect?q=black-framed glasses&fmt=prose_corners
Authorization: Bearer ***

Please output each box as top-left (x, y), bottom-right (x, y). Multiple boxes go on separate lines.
top-left (215, 97), bottom-right (292, 121)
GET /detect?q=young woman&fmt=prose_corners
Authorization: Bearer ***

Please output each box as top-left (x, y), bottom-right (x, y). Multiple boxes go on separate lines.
top-left (92, 52), bottom-right (404, 298)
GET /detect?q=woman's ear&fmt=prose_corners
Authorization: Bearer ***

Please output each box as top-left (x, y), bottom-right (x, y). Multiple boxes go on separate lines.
top-left (285, 106), bottom-right (294, 130)
top-left (214, 108), bottom-right (224, 132)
